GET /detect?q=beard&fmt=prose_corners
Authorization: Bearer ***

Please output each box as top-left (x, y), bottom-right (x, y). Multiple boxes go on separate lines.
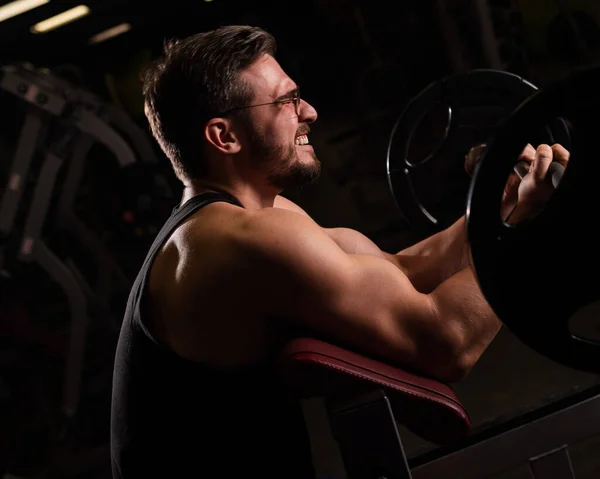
top-left (244, 124), bottom-right (322, 190)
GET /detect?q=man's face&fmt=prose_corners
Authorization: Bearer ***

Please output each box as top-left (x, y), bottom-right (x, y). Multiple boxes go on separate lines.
top-left (237, 54), bottom-right (321, 190)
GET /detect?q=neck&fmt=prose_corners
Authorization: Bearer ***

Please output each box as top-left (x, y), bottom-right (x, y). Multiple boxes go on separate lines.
top-left (182, 178), bottom-right (279, 211)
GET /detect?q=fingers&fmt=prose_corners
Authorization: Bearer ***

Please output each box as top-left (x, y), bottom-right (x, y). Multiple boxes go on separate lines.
top-left (551, 143), bottom-right (570, 168)
top-left (518, 143), bottom-right (536, 163)
top-left (467, 142), bottom-right (570, 181)
top-left (513, 143), bottom-right (536, 177)
top-left (531, 144), bottom-right (554, 182)
top-left (529, 143), bottom-right (570, 184)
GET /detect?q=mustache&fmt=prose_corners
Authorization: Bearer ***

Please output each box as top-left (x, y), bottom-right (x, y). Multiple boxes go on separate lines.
top-left (296, 124), bottom-right (311, 136)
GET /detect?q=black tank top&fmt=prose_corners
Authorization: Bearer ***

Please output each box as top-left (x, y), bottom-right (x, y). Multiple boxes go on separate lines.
top-left (110, 192), bottom-right (316, 479)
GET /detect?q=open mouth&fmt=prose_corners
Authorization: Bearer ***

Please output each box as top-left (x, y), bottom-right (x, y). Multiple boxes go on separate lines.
top-left (295, 134), bottom-right (309, 145)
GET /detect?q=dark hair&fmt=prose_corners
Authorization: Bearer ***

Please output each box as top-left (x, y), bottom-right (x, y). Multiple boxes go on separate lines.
top-left (141, 25), bottom-right (276, 181)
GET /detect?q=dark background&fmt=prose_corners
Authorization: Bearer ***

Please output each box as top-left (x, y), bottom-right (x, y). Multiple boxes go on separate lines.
top-left (1, 0), bottom-right (600, 477)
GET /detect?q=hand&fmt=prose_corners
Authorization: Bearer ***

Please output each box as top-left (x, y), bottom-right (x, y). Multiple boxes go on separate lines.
top-left (464, 142), bottom-right (539, 218)
top-left (464, 143), bottom-right (486, 177)
top-left (502, 143), bottom-right (570, 222)
top-left (500, 143), bottom-right (532, 220)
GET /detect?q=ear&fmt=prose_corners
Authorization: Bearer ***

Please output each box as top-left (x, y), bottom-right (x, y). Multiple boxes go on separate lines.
top-left (204, 118), bottom-right (241, 155)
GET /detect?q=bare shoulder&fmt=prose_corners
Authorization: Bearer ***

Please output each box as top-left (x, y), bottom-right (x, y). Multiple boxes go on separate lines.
top-left (273, 194), bottom-right (312, 218)
top-left (179, 200), bottom-right (321, 253)
top-left (149, 201), bottom-right (247, 295)
top-left (146, 202), bottom-right (320, 365)
top-left (176, 204), bottom-right (355, 317)
top-left (228, 206), bottom-right (342, 270)
top-left (163, 202), bottom-right (335, 292)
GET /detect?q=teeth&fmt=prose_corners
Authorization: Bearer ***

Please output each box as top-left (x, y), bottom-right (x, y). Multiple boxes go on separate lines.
top-left (295, 134), bottom-right (309, 145)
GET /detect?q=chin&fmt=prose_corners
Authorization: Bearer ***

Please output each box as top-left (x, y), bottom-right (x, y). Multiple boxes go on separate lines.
top-left (297, 146), bottom-right (317, 162)
top-left (269, 160), bottom-right (321, 190)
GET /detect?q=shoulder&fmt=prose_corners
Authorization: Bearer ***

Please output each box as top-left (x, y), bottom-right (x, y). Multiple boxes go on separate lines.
top-left (178, 197), bottom-right (318, 247)
top-left (225, 206), bottom-right (328, 262)
top-left (171, 201), bottom-right (329, 270)
top-left (273, 195), bottom-right (312, 218)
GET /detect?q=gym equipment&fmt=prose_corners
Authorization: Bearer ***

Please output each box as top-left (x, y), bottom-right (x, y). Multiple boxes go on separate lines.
top-left (278, 66), bottom-right (600, 479)
top-left (278, 337), bottom-right (600, 479)
top-left (386, 69), bottom-right (571, 236)
top-left (107, 161), bottom-right (178, 277)
top-left (0, 63), bottom-right (164, 476)
top-left (467, 64), bottom-right (600, 374)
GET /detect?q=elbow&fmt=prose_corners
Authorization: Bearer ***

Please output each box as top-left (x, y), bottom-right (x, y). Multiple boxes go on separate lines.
top-left (420, 329), bottom-right (478, 384)
top-left (428, 320), bottom-right (501, 383)
top-left (431, 353), bottom-right (475, 383)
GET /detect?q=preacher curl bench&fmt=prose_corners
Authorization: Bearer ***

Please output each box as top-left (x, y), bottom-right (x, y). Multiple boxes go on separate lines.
top-left (278, 337), bottom-right (600, 479)
top-left (278, 65), bottom-right (600, 479)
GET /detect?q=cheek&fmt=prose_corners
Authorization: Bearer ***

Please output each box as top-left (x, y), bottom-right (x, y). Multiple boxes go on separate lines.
top-left (266, 120), bottom-right (295, 140)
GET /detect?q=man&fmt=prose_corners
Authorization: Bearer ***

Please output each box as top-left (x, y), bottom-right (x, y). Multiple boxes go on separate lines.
top-left (110, 25), bottom-right (568, 478)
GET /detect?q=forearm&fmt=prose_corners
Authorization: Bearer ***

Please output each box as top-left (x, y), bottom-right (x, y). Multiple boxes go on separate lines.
top-left (427, 267), bottom-right (502, 381)
top-left (394, 216), bottom-right (470, 293)
top-left (324, 221), bottom-right (470, 293)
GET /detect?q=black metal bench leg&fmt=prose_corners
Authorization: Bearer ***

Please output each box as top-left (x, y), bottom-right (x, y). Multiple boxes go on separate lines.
top-left (326, 389), bottom-right (412, 479)
top-left (528, 445), bottom-right (576, 479)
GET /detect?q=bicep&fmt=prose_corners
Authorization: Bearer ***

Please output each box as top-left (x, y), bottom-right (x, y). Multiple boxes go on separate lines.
top-left (274, 197), bottom-right (401, 267)
top-left (235, 210), bottom-right (439, 366)
top-left (323, 227), bottom-right (402, 266)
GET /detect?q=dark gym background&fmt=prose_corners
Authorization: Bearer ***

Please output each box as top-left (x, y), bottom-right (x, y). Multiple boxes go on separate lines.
top-left (0, 0), bottom-right (599, 478)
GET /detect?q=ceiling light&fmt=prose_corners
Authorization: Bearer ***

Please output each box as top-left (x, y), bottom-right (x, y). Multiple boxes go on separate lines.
top-left (89, 22), bottom-right (131, 44)
top-left (30, 4), bottom-right (90, 33)
top-left (0, 0), bottom-right (49, 23)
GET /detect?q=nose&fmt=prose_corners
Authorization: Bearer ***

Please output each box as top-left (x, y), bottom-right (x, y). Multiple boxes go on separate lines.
top-left (299, 98), bottom-right (317, 124)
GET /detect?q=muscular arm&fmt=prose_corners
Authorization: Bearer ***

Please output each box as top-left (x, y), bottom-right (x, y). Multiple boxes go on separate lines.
top-left (274, 195), bottom-right (394, 260)
top-left (394, 217), bottom-right (470, 293)
top-left (225, 207), bottom-right (500, 382)
top-left (274, 195), bottom-right (470, 293)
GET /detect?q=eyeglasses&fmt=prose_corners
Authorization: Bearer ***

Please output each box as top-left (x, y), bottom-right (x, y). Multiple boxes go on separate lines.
top-left (219, 89), bottom-right (301, 117)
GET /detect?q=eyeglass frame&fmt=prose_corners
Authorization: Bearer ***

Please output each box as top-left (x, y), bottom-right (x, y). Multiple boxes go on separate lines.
top-left (217, 88), bottom-right (301, 117)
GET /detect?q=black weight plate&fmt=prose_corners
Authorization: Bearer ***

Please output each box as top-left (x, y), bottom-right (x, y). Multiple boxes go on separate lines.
top-left (387, 69), bottom-right (556, 235)
top-left (467, 65), bottom-right (600, 373)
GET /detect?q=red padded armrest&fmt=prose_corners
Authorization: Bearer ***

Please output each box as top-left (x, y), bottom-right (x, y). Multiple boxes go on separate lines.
top-left (277, 337), bottom-right (470, 445)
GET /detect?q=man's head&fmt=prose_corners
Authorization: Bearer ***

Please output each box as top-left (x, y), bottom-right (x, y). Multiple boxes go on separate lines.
top-left (142, 25), bottom-right (320, 190)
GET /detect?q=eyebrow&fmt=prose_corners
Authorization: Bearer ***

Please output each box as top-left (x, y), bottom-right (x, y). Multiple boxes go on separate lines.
top-left (275, 87), bottom-right (299, 102)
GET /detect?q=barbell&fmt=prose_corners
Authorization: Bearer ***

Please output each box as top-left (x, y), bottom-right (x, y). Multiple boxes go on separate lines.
top-left (387, 66), bottom-right (600, 373)
top-left (467, 64), bottom-right (600, 374)
top-left (386, 69), bottom-right (571, 236)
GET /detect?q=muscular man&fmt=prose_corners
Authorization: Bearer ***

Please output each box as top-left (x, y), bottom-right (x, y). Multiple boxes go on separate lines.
top-left (110, 25), bottom-right (568, 479)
